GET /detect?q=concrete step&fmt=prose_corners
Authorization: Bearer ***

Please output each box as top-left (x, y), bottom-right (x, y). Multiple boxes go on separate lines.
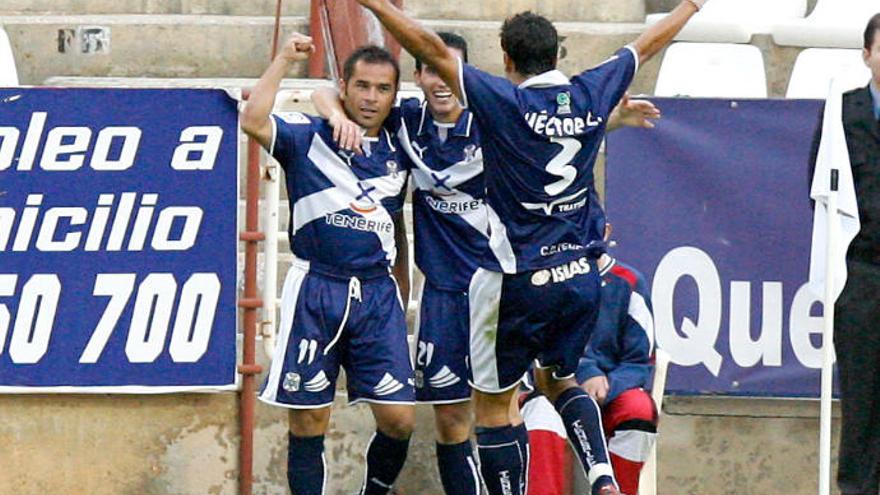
top-left (0, 0), bottom-right (308, 16)
top-left (411, 19), bottom-right (660, 95)
top-left (0, 0), bottom-right (645, 22)
top-left (4, 15), bottom-right (310, 85)
top-left (7, 15), bottom-right (659, 91)
top-left (408, 0), bottom-right (645, 23)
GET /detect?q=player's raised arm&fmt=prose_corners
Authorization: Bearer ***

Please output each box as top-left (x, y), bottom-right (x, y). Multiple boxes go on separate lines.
top-left (357, 0), bottom-right (462, 100)
top-left (241, 33), bottom-right (314, 149)
top-left (630, 0), bottom-right (706, 66)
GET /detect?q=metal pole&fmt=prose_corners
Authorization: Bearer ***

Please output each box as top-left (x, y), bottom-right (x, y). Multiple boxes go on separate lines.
top-left (238, 6), bottom-right (283, 494)
top-left (819, 169), bottom-right (839, 495)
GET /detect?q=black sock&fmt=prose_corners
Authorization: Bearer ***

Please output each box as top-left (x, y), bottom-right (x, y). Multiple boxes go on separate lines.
top-left (437, 440), bottom-right (481, 495)
top-left (553, 387), bottom-right (617, 493)
top-left (361, 429), bottom-right (411, 495)
top-left (475, 424), bottom-right (528, 495)
top-left (287, 433), bottom-right (325, 495)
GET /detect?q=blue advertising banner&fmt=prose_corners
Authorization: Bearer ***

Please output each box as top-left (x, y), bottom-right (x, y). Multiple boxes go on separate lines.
top-left (606, 98), bottom-right (831, 397)
top-left (0, 88), bottom-right (239, 392)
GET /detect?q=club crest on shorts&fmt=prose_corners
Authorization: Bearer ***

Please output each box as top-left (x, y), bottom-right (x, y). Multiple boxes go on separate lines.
top-left (283, 372), bottom-right (301, 392)
top-left (531, 269), bottom-right (552, 286)
top-left (414, 370), bottom-right (424, 389)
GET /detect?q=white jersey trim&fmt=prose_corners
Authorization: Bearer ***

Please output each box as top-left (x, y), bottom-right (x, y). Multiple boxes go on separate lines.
top-left (518, 69), bottom-right (571, 89)
top-left (269, 115), bottom-right (278, 156)
top-left (629, 291), bottom-right (655, 351)
top-left (457, 56), bottom-right (469, 110)
top-left (468, 268), bottom-right (505, 392)
top-left (624, 44), bottom-right (640, 76)
top-left (260, 260), bottom-right (310, 405)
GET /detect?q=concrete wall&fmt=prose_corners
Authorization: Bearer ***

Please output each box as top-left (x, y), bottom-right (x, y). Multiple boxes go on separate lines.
top-left (0, 390), bottom-right (844, 493)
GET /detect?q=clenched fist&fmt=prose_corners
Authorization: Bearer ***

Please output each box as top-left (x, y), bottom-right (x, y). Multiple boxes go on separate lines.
top-left (278, 33), bottom-right (315, 63)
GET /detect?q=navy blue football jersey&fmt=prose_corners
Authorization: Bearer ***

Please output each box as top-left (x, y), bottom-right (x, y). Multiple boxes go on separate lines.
top-left (270, 112), bottom-right (409, 274)
top-left (396, 98), bottom-right (505, 290)
top-left (457, 46), bottom-right (638, 272)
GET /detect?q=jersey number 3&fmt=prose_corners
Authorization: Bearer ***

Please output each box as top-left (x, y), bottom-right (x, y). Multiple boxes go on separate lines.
top-left (544, 137), bottom-right (582, 196)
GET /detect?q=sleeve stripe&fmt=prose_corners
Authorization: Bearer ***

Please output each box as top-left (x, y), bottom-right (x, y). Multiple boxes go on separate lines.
top-left (457, 56), bottom-right (469, 109)
top-left (628, 291), bottom-right (654, 352)
top-left (624, 44), bottom-right (640, 76)
top-left (269, 115), bottom-right (278, 157)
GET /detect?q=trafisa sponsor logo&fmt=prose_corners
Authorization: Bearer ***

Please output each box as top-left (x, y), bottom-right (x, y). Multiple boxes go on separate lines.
top-left (499, 470), bottom-right (514, 495)
top-left (283, 372), bottom-right (301, 392)
top-left (571, 419), bottom-right (596, 465)
top-left (530, 257), bottom-right (592, 286)
top-left (425, 194), bottom-right (483, 214)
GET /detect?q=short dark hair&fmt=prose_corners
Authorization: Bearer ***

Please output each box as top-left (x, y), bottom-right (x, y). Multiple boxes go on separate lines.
top-left (500, 11), bottom-right (558, 77)
top-left (342, 45), bottom-right (400, 88)
top-left (415, 32), bottom-right (469, 71)
top-left (865, 13), bottom-right (880, 50)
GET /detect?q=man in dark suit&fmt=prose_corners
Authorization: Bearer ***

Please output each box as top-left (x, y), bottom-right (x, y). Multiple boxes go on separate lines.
top-left (834, 12), bottom-right (880, 495)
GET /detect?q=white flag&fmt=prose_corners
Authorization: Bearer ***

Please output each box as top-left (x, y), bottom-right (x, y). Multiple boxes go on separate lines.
top-left (808, 80), bottom-right (861, 302)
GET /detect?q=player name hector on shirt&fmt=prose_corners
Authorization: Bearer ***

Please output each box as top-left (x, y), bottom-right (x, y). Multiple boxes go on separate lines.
top-left (523, 110), bottom-right (603, 137)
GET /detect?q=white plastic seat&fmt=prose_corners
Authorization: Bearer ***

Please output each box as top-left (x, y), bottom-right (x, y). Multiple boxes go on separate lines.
top-left (654, 43), bottom-right (768, 98)
top-left (638, 349), bottom-right (671, 495)
top-left (0, 27), bottom-right (19, 86)
top-left (646, 0), bottom-right (806, 43)
top-left (772, 0), bottom-right (878, 48)
top-left (787, 48), bottom-right (872, 98)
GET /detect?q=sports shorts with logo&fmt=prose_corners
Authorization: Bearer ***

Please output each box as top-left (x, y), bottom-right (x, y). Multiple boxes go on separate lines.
top-left (259, 258), bottom-right (415, 408)
top-left (468, 256), bottom-right (601, 393)
top-left (413, 279), bottom-right (472, 403)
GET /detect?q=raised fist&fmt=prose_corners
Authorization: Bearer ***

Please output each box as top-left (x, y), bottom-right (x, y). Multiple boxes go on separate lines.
top-left (278, 33), bottom-right (315, 63)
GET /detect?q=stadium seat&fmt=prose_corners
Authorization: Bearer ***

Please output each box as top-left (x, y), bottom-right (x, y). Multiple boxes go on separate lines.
top-left (0, 26), bottom-right (19, 86)
top-left (645, 0), bottom-right (806, 43)
top-left (772, 0), bottom-right (878, 48)
top-left (638, 349), bottom-right (671, 495)
top-left (787, 49), bottom-right (872, 99)
top-left (654, 43), bottom-right (768, 98)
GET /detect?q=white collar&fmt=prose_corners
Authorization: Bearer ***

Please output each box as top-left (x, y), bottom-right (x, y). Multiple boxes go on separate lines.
top-left (518, 70), bottom-right (571, 89)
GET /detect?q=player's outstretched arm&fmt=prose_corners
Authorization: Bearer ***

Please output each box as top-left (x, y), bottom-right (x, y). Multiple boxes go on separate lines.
top-left (357, 0), bottom-right (461, 100)
top-left (630, 0), bottom-right (705, 66)
top-left (241, 33), bottom-right (315, 149)
top-left (311, 87), bottom-right (365, 154)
